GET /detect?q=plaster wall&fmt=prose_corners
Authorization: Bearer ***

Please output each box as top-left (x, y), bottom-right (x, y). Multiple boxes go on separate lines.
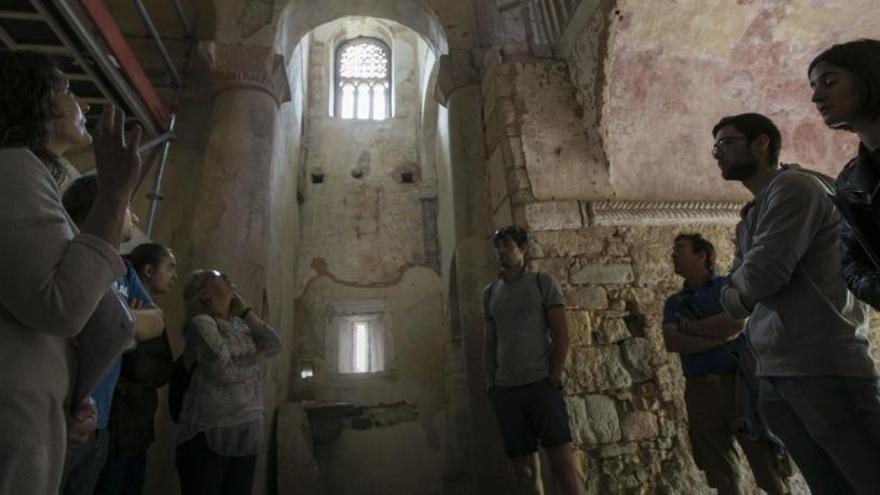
top-left (296, 20), bottom-right (432, 288)
top-left (566, 0), bottom-right (880, 201)
top-left (258, 36), bottom-right (310, 494)
top-left (476, 0), bottom-right (880, 203)
top-left (285, 17), bottom-right (452, 494)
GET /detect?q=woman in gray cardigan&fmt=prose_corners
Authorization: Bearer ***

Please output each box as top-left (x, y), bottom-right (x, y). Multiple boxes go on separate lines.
top-left (175, 269), bottom-right (281, 494)
top-left (0, 50), bottom-right (143, 493)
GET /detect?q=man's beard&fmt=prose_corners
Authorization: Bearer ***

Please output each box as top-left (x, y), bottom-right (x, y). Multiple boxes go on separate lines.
top-left (720, 157), bottom-right (760, 181)
top-left (499, 256), bottom-right (520, 268)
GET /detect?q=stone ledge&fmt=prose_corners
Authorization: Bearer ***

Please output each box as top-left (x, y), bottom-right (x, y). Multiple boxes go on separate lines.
top-left (586, 200), bottom-right (743, 227)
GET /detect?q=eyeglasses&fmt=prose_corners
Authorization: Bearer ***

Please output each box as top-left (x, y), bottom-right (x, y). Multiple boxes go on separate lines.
top-left (712, 136), bottom-right (749, 154)
top-left (203, 270), bottom-right (229, 285)
top-left (184, 270), bottom-right (228, 300)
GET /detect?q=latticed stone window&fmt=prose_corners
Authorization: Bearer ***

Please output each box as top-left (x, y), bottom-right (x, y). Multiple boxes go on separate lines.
top-left (335, 37), bottom-right (391, 120)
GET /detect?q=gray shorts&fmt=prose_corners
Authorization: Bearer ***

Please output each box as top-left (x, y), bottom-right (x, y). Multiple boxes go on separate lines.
top-left (489, 378), bottom-right (572, 458)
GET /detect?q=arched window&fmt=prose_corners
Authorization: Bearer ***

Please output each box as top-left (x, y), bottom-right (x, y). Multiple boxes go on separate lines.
top-left (336, 37), bottom-right (391, 121)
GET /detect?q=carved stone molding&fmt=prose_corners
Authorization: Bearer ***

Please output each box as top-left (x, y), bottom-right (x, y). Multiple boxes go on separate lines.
top-left (521, 200), bottom-right (744, 232)
top-left (586, 200), bottom-right (743, 227)
top-left (196, 42), bottom-right (291, 106)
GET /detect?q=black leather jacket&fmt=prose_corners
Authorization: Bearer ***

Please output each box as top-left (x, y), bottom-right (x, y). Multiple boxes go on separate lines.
top-left (834, 144), bottom-right (880, 310)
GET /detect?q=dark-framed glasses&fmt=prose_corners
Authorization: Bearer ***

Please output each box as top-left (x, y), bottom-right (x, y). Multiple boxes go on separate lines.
top-left (712, 136), bottom-right (749, 154)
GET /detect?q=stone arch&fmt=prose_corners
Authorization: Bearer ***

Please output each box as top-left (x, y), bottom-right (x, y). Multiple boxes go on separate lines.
top-left (273, 0), bottom-right (448, 62)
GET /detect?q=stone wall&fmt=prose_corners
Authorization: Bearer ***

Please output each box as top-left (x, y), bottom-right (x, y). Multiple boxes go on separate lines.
top-left (530, 223), bottom-right (735, 493)
top-left (478, 44), bottom-right (767, 493)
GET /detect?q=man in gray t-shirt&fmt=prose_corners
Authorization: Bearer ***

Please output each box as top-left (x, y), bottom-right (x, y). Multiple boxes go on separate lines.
top-left (482, 225), bottom-right (583, 495)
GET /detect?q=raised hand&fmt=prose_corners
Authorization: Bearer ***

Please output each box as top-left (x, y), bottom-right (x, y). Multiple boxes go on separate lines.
top-left (230, 292), bottom-right (249, 318)
top-left (93, 105), bottom-right (142, 201)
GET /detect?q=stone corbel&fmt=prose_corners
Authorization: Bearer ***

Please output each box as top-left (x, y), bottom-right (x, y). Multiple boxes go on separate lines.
top-left (435, 48), bottom-right (480, 106)
top-left (197, 41), bottom-right (291, 106)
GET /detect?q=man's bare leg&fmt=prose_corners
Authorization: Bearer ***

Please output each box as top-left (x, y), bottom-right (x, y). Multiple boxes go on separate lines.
top-left (511, 453), bottom-right (543, 495)
top-left (545, 443), bottom-right (584, 495)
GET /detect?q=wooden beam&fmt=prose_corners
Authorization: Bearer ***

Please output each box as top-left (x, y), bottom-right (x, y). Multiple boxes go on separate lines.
top-left (76, 0), bottom-right (171, 130)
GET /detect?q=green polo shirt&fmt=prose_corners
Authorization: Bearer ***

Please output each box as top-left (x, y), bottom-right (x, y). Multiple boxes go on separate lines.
top-left (482, 269), bottom-right (564, 387)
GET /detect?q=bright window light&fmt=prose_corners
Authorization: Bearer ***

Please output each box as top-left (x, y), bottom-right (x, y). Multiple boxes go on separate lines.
top-left (341, 84), bottom-right (355, 119)
top-left (354, 321), bottom-right (369, 373)
top-left (372, 85), bottom-right (386, 120)
top-left (357, 83), bottom-right (371, 120)
top-left (335, 38), bottom-right (391, 120)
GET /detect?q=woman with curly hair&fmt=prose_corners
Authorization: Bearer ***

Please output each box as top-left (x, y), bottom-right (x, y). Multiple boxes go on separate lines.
top-left (0, 49), bottom-right (142, 493)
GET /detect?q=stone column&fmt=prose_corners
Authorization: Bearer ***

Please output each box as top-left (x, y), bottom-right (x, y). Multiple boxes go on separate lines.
top-left (187, 43), bottom-right (291, 309)
top-left (439, 49), bottom-right (513, 493)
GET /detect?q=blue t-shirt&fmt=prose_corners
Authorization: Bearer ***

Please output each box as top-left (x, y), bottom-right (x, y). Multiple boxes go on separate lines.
top-left (90, 259), bottom-right (153, 429)
top-left (663, 273), bottom-right (747, 377)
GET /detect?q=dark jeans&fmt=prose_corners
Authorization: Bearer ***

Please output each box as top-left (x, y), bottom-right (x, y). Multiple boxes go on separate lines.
top-left (94, 451), bottom-right (147, 495)
top-left (759, 376), bottom-right (880, 495)
top-left (61, 429), bottom-right (110, 495)
top-left (175, 433), bottom-right (256, 495)
top-left (685, 374), bottom-right (790, 495)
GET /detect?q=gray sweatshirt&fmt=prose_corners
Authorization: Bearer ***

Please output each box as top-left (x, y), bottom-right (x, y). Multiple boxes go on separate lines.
top-left (721, 165), bottom-right (877, 377)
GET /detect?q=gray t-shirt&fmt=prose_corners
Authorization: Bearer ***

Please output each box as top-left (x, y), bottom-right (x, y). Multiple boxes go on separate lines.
top-left (482, 270), bottom-right (564, 387)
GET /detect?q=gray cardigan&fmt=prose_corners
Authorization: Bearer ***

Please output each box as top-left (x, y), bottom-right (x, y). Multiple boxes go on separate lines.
top-left (0, 148), bottom-right (133, 495)
top-left (722, 164), bottom-right (877, 378)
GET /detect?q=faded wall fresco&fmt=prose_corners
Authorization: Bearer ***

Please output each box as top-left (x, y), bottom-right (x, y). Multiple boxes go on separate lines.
top-left (594, 0), bottom-right (878, 201)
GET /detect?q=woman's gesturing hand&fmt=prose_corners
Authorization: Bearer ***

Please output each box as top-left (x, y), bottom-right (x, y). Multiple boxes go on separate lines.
top-left (93, 105), bottom-right (142, 202)
top-left (230, 293), bottom-right (250, 318)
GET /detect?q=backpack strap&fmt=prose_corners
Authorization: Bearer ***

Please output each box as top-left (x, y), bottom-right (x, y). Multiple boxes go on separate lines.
top-left (535, 271), bottom-right (547, 307)
top-left (484, 278), bottom-right (499, 316)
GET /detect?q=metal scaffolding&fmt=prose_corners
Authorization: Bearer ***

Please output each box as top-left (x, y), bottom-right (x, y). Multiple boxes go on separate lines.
top-left (0, 0), bottom-right (194, 236)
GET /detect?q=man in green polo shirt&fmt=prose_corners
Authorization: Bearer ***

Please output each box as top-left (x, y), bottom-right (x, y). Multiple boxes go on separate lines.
top-left (482, 225), bottom-right (583, 495)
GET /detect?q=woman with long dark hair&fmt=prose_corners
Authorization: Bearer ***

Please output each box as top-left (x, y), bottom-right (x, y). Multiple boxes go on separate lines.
top-left (0, 49), bottom-right (142, 493)
top-left (96, 243), bottom-right (177, 494)
top-left (809, 39), bottom-right (880, 309)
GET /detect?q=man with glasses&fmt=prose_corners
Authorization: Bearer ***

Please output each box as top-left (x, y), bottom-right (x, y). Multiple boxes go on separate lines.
top-left (482, 225), bottom-right (584, 494)
top-left (712, 113), bottom-right (880, 494)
